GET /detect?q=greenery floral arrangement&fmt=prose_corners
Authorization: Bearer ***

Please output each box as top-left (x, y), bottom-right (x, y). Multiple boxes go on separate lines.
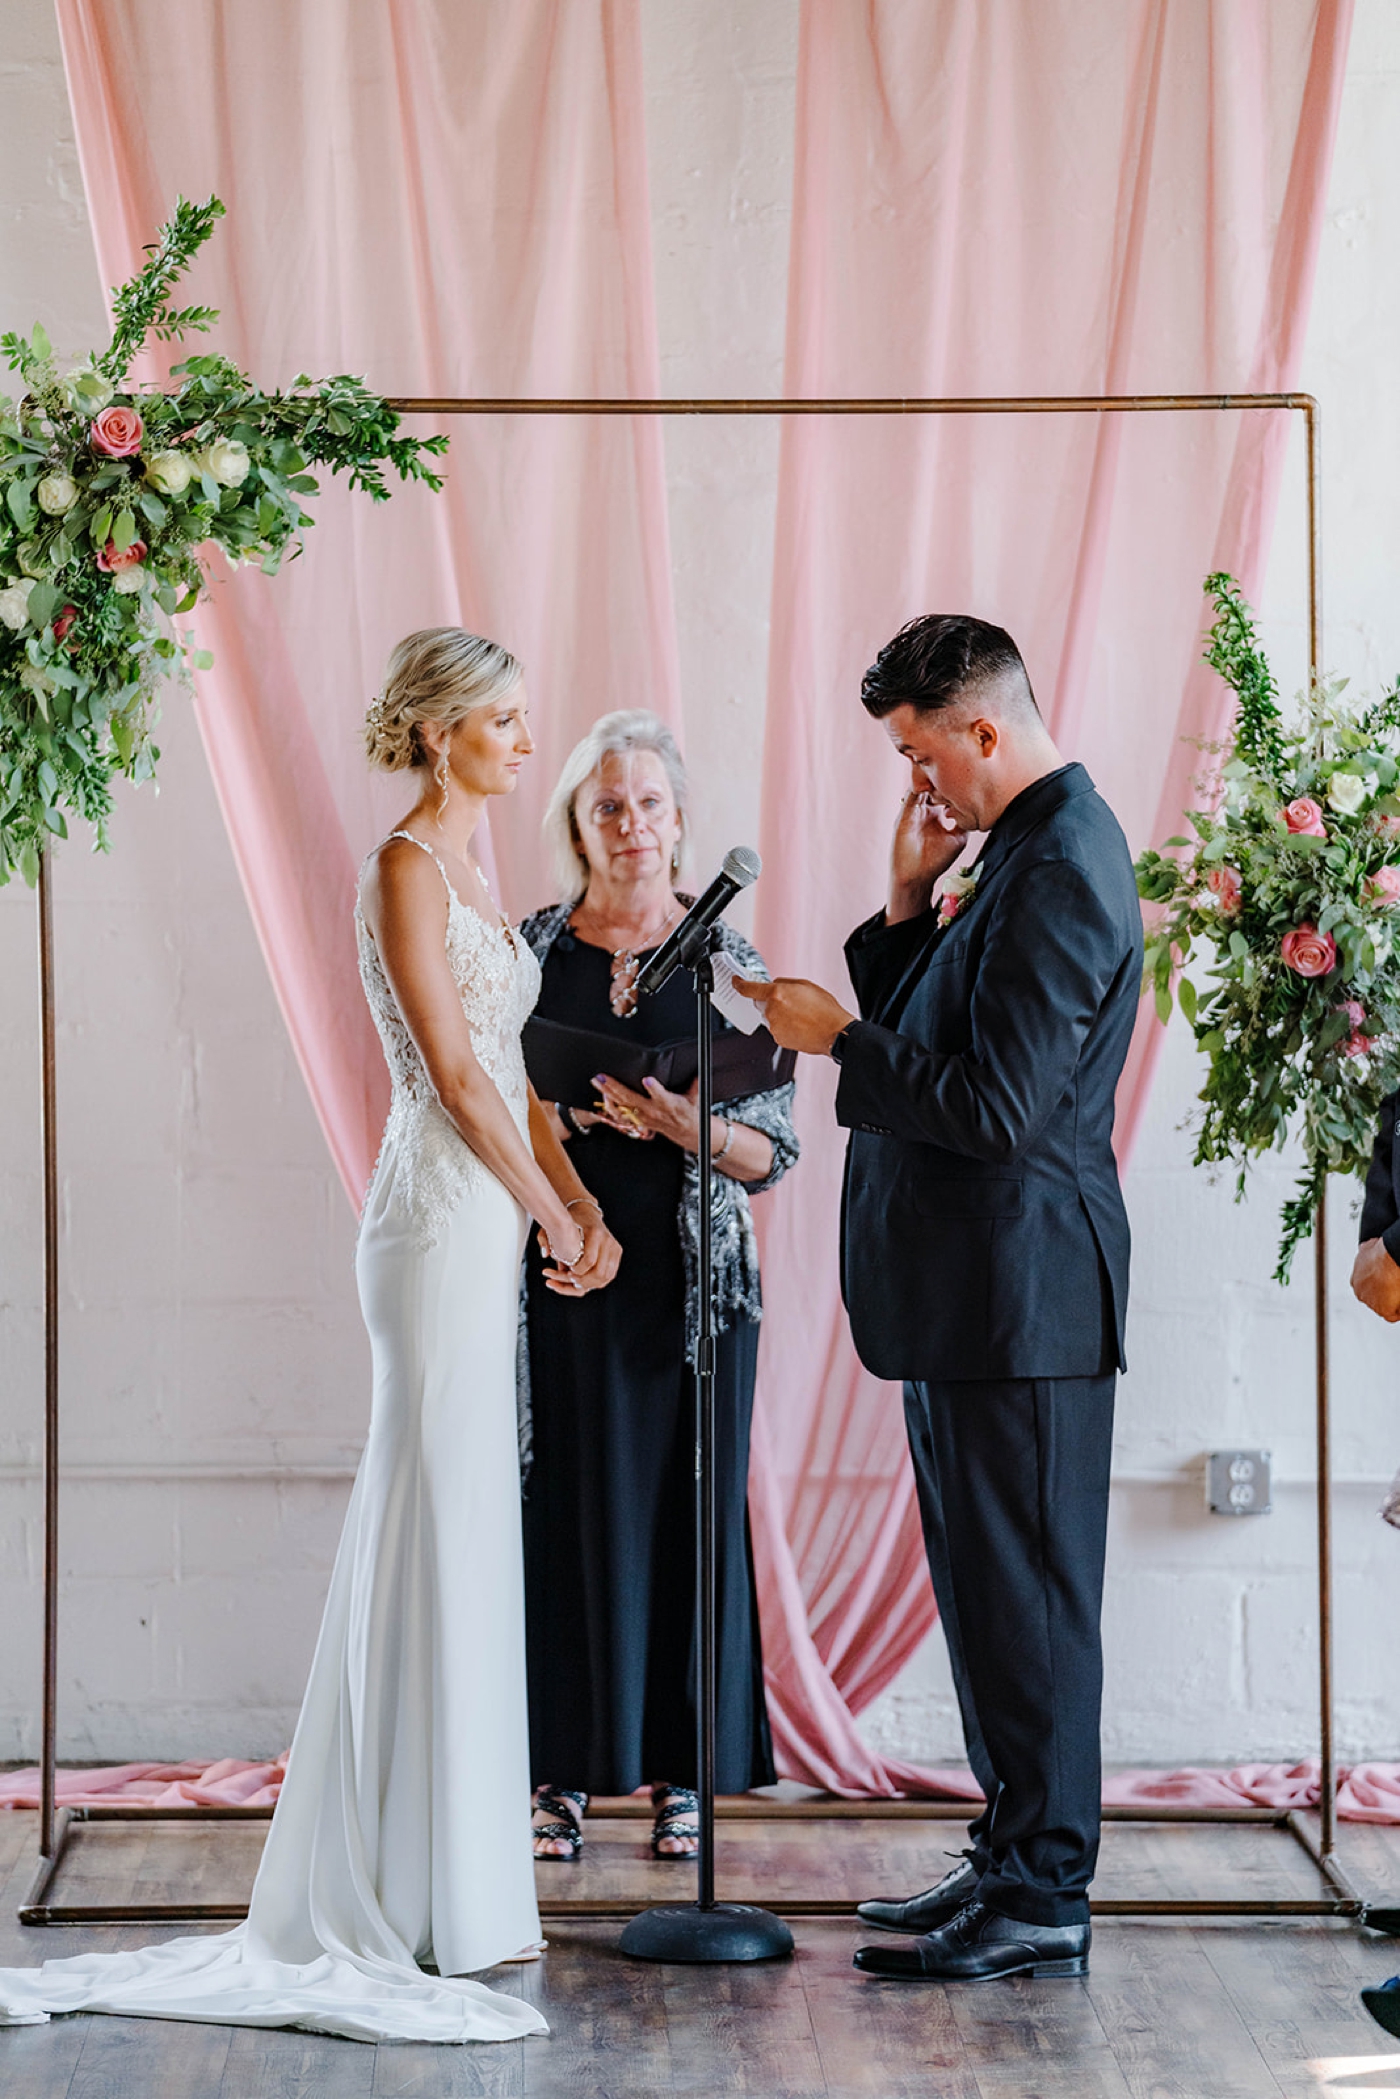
top-left (1136, 574), bottom-right (1400, 1281)
top-left (0, 195), bottom-right (447, 886)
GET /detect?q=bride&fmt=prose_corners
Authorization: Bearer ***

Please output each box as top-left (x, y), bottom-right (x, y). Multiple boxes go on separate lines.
top-left (0, 629), bottom-right (621, 2044)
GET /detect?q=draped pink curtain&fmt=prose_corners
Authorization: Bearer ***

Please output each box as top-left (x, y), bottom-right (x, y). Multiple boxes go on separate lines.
top-left (56, 0), bottom-right (681, 1198)
top-left (749, 0), bottom-right (1351, 1791)
top-left (57, 0), bottom-right (1349, 1796)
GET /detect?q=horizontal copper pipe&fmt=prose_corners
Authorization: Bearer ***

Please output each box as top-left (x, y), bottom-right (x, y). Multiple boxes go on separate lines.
top-left (385, 393), bottom-right (1314, 417)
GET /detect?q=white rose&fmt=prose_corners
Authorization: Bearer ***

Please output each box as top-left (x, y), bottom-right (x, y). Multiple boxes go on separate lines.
top-left (0, 580), bottom-right (33, 631)
top-left (144, 450), bottom-right (194, 497)
top-left (1327, 771), bottom-right (1369, 816)
top-left (36, 472), bottom-right (79, 516)
top-left (194, 438), bottom-right (251, 488)
top-left (61, 366), bottom-right (114, 416)
top-left (18, 663), bottom-right (53, 697)
top-left (112, 565), bottom-right (146, 595)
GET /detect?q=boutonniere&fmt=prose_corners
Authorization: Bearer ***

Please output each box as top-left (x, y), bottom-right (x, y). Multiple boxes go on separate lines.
top-left (937, 866), bottom-right (981, 927)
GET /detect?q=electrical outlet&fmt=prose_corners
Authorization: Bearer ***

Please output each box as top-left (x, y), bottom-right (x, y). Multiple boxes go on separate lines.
top-left (1206, 1450), bottom-right (1272, 1516)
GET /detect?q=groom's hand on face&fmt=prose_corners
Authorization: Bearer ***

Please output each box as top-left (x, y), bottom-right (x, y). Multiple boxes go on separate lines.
top-left (1352, 1236), bottom-right (1400, 1321)
top-left (889, 788), bottom-right (967, 922)
top-left (733, 975), bottom-right (855, 1056)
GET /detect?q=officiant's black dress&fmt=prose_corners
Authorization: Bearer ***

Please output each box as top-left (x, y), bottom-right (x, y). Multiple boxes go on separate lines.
top-left (518, 907), bottom-right (798, 1796)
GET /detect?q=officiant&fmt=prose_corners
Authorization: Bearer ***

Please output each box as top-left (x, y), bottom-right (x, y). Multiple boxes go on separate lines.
top-left (517, 711), bottom-right (797, 1863)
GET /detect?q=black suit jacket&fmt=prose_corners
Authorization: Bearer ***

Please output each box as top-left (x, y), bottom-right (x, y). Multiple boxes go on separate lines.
top-left (1360, 1092), bottom-right (1400, 1260)
top-left (836, 763), bottom-right (1143, 1382)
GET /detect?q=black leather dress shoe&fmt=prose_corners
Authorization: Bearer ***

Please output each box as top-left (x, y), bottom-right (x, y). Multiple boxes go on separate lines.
top-left (855, 1857), bottom-right (980, 1935)
top-left (1362, 1976), bottom-right (1400, 2039)
top-left (854, 1900), bottom-right (1090, 1981)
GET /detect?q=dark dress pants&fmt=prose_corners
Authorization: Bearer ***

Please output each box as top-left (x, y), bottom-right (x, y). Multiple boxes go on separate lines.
top-left (904, 1373), bottom-right (1115, 1928)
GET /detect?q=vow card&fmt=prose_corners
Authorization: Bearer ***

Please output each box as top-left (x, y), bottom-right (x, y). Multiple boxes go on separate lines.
top-left (710, 950), bottom-right (764, 1034)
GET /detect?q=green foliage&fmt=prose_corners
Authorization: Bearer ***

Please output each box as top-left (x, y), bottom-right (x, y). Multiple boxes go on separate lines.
top-left (100, 195), bottom-right (227, 378)
top-left (1135, 576), bottom-right (1400, 1282)
top-left (0, 195), bottom-right (448, 886)
top-left (1201, 570), bottom-right (1287, 787)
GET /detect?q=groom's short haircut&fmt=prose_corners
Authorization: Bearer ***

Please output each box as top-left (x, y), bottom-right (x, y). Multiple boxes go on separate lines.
top-left (861, 614), bottom-right (1039, 721)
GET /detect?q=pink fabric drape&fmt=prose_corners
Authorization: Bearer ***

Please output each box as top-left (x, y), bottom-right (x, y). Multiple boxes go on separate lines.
top-left (9, 1755), bottom-right (1400, 1824)
top-left (56, 0), bottom-right (682, 1198)
top-left (749, 0), bottom-right (1351, 1792)
top-left (55, 1), bottom-right (1351, 1796)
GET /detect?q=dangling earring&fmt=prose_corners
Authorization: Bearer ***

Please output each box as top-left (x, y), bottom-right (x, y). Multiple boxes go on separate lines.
top-left (435, 756), bottom-right (450, 823)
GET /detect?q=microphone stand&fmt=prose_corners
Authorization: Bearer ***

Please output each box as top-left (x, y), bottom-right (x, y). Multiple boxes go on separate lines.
top-left (619, 925), bottom-right (793, 1965)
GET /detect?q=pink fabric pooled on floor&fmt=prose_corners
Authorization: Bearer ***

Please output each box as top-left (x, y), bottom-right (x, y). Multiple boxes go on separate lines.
top-left (5, 1758), bottom-right (1399, 1819)
top-left (1105, 1759), bottom-right (1400, 1824)
top-left (0, 1758), bottom-right (287, 1810)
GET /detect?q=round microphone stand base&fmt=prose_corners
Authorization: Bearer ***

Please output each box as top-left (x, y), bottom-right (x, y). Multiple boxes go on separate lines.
top-left (618, 1901), bottom-right (794, 1965)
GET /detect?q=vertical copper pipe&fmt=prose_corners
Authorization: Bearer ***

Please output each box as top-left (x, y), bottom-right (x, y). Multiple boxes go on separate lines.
top-left (1305, 400), bottom-right (1336, 1861)
top-left (36, 848), bottom-right (59, 1861)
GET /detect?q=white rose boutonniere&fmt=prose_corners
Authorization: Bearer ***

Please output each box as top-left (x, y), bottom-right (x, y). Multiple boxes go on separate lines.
top-left (937, 865), bottom-right (981, 927)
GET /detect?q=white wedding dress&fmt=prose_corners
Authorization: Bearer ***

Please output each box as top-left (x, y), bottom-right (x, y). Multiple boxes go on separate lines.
top-left (0, 835), bottom-right (548, 2044)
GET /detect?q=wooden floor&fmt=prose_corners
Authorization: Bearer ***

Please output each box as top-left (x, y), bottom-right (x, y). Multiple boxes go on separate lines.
top-left (1, 1805), bottom-right (1399, 2097)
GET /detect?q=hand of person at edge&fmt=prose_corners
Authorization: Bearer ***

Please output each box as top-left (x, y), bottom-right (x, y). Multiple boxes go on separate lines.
top-left (1351, 1236), bottom-right (1400, 1322)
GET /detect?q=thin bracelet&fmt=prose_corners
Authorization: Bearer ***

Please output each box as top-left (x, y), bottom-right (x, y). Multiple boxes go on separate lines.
top-left (560, 1102), bottom-right (590, 1138)
top-left (566, 1195), bottom-right (604, 1221)
top-left (714, 1117), bottom-right (735, 1162)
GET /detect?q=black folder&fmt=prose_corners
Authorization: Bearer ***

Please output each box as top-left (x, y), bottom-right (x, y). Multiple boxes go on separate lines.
top-left (523, 1014), bottom-right (796, 1109)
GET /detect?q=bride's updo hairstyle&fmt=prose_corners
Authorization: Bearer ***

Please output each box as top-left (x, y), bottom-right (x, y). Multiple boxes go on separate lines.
top-left (364, 627), bottom-right (522, 771)
top-left (543, 709), bottom-right (689, 902)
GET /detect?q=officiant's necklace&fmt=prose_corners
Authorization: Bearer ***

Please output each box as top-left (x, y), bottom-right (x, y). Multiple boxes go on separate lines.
top-left (572, 894), bottom-right (684, 1018)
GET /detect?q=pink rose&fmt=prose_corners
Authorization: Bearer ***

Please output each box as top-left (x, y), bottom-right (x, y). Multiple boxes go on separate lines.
top-left (937, 895), bottom-right (962, 926)
top-left (89, 404), bottom-right (144, 457)
top-left (1280, 923), bottom-right (1337, 978)
top-left (1282, 797), bottom-right (1327, 839)
top-left (51, 604), bottom-right (77, 643)
top-left (1339, 998), bottom-right (1370, 1058)
top-left (1368, 865), bottom-right (1400, 907)
top-left (1207, 865), bottom-right (1242, 914)
top-left (95, 536), bottom-right (147, 574)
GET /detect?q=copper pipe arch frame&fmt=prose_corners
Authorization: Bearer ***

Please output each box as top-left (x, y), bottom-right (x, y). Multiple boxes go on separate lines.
top-left (27, 391), bottom-right (1355, 1931)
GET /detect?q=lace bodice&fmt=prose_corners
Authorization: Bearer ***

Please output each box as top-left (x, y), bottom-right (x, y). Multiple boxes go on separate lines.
top-left (356, 834), bottom-right (541, 1245)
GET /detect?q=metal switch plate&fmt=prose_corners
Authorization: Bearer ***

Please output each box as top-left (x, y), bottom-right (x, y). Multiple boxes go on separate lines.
top-left (1206, 1449), bottom-right (1272, 1515)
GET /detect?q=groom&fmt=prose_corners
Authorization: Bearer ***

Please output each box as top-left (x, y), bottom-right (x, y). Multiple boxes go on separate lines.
top-left (742, 614), bottom-right (1142, 1981)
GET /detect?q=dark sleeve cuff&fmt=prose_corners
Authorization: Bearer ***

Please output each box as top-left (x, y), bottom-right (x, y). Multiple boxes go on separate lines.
top-left (833, 1021), bottom-right (902, 1135)
top-left (845, 906), bottom-right (933, 957)
top-left (1382, 1221), bottom-right (1400, 1268)
top-left (844, 907), bottom-right (935, 1010)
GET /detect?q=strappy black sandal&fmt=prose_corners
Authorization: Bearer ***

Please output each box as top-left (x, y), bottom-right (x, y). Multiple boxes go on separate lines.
top-left (532, 1785), bottom-right (588, 1861)
top-left (649, 1783), bottom-right (700, 1859)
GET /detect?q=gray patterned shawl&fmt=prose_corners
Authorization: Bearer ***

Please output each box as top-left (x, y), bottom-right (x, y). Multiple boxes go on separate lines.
top-left (519, 899), bottom-right (799, 1360)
